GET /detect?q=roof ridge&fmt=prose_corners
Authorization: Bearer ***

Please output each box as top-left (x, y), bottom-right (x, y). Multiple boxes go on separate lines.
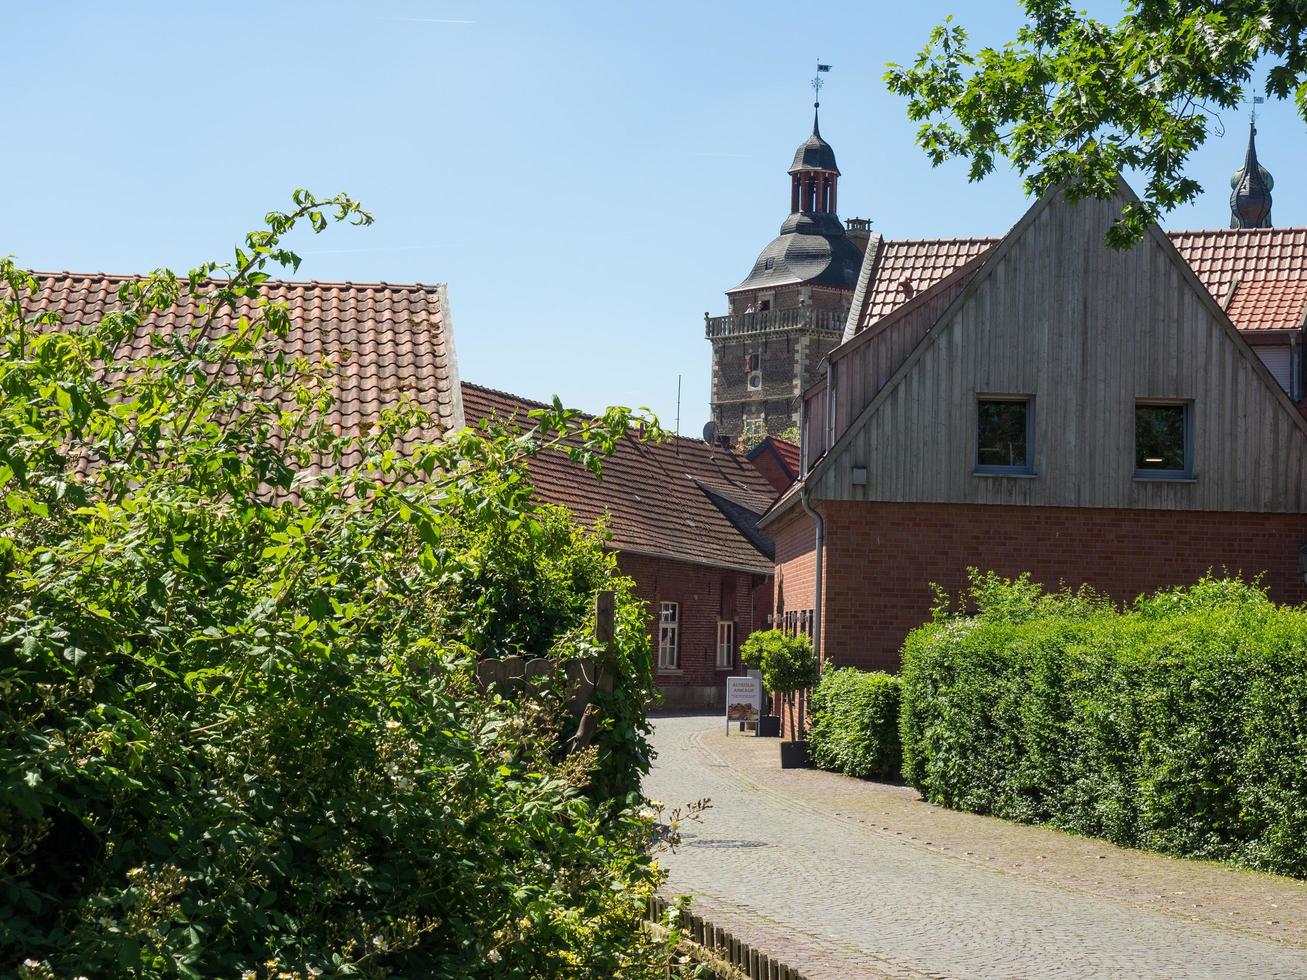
top-left (1166, 226), bottom-right (1307, 237)
top-left (27, 270), bottom-right (443, 291)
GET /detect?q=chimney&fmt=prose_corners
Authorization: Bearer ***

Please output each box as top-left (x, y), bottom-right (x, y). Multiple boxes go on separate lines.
top-left (845, 217), bottom-right (872, 255)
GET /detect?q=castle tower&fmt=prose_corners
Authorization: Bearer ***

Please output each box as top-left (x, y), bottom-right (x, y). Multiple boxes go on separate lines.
top-left (1231, 120), bottom-right (1274, 229)
top-left (704, 97), bottom-right (868, 443)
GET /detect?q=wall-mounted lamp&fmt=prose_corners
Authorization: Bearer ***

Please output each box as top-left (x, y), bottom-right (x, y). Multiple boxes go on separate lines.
top-left (851, 465), bottom-right (868, 486)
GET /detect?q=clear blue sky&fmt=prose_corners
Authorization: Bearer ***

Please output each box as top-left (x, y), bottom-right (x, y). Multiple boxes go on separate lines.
top-left (7, 2), bottom-right (1306, 436)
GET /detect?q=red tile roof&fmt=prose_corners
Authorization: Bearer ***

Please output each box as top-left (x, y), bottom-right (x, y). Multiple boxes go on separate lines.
top-left (863, 238), bottom-right (999, 326)
top-left (1169, 227), bottom-right (1307, 303)
top-left (1224, 278), bottom-right (1307, 331)
top-left (461, 383), bottom-right (777, 574)
top-left (22, 272), bottom-right (462, 468)
top-left (858, 228), bottom-right (1307, 336)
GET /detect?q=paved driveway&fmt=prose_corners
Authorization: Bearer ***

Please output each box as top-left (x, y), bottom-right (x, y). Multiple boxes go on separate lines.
top-left (645, 713), bottom-right (1307, 980)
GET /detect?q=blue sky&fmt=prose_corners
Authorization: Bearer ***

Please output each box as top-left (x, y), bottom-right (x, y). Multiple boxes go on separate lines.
top-left (7, 2), bottom-right (1306, 436)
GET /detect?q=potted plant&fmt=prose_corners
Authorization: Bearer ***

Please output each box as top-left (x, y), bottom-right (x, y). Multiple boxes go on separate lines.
top-left (740, 629), bottom-right (818, 767)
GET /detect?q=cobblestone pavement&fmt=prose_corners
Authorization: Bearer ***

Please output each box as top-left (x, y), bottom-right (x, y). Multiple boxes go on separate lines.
top-left (645, 713), bottom-right (1307, 980)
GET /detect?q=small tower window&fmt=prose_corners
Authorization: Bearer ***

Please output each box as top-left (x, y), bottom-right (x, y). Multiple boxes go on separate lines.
top-left (747, 353), bottom-right (762, 390)
top-left (763, 256), bottom-right (776, 271)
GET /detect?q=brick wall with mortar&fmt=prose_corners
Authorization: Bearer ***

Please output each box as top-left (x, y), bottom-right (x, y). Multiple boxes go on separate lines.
top-left (617, 551), bottom-right (773, 708)
top-left (816, 500), bottom-right (1307, 673)
top-left (711, 329), bottom-right (842, 438)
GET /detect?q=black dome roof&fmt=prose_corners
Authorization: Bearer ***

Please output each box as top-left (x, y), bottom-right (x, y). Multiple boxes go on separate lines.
top-left (729, 212), bottom-right (863, 293)
top-left (788, 109), bottom-right (840, 175)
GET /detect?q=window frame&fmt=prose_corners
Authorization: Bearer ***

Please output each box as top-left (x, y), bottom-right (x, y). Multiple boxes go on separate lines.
top-left (716, 621), bottom-right (735, 670)
top-left (1133, 399), bottom-right (1194, 481)
top-left (974, 395), bottom-right (1035, 477)
top-left (657, 601), bottom-right (679, 671)
top-left (746, 352), bottom-right (762, 391)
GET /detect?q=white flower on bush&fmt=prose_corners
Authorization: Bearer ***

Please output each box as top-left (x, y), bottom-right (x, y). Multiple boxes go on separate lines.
top-left (487, 949), bottom-right (502, 963)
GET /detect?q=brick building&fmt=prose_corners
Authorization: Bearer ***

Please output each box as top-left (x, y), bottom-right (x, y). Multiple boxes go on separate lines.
top-left (704, 100), bottom-right (871, 441)
top-left (762, 137), bottom-right (1307, 673)
top-left (462, 383), bottom-right (778, 707)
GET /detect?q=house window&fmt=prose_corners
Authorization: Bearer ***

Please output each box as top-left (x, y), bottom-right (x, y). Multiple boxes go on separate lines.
top-left (976, 397), bottom-right (1033, 474)
top-left (658, 602), bottom-right (679, 670)
top-left (747, 353), bottom-right (762, 390)
top-left (1135, 401), bottom-right (1192, 479)
top-left (716, 621), bottom-right (735, 669)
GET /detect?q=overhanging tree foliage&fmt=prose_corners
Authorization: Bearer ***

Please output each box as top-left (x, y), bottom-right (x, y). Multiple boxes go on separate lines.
top-left (0, 194), bottom-right (673, 977)
top-left (886, 1), bottom-right (1307, 246)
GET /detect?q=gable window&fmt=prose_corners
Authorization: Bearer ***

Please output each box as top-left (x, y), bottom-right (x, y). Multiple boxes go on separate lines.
top-left (975, 397), bottom-right (1033, 475)
top-left (716, 621), bottom-right (735, 669)
top-left (1135, 401), bottom-right (1192, 479)
top-left (747, 353), bottom-right (762, 390)
top-left (658, 602), bottom-right (679, 670)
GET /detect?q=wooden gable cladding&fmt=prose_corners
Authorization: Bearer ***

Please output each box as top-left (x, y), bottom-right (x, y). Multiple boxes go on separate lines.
top-left (809, 182), bottom-right (1307, 513)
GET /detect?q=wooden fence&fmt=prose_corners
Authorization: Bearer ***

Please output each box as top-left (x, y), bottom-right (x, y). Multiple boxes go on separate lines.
top-left (475, 590), bottom-right (615, 751)
top-left (646, 895), bottom-right (808, 980)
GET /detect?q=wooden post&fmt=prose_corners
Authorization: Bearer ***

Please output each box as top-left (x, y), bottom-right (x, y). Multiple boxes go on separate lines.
top-left (594, 589), bottom-right (615, 647)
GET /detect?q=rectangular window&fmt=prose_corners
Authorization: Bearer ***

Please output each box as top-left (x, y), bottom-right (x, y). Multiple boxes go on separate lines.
top-left (657, 602), bottom-right (679, 670)
top-left (747, 353), bottom-right (762, 390)
top-left (976, 397), bottom-right (1033, 474)
top-left (743, 416), bottom-right (765, 440)
top-left (1135, 401), bottom-right (1192, 479)
top-left (716, 621), bottom-right (735, 669)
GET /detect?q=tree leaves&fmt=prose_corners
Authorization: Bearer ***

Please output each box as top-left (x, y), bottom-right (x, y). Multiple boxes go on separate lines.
top-left (887, 1), bottom-right (1307, 246)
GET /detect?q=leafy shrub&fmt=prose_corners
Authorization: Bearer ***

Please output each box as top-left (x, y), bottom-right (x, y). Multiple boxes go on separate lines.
top-left (0, 196), bottom-right (670, 977)
top-left (808, 668), bottom-right (902, 780)
top-left (900, 570), bottom-right (1307, 878)
top-left (740, 629), bottom-right (817, 739)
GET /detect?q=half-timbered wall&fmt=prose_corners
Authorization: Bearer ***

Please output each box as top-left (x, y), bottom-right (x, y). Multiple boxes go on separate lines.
top-left (811, 187), bottom-right (1307, 513)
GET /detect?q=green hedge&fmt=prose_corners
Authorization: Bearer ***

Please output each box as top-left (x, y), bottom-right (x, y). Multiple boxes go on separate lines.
top-left (808, 668), bottom-right (902, 780)
top-left (900, 572), bottom-right (1307, 877)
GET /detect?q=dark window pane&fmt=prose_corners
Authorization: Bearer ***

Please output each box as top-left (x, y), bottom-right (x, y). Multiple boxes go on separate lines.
top-left (1136, 404), bottom-right (1187, 471)
top-left (977, 400), bottom-right (1028, 468)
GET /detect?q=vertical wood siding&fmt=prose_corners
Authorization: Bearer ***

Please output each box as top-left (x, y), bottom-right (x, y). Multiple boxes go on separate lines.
top-left (812, 191), bottom-right (1307, 512)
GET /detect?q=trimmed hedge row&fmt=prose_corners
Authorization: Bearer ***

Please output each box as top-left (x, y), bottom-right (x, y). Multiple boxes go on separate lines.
top-left (899, 572), bottom-right (1307, 878)
top-left (808, 667), bottom-right (902, 780)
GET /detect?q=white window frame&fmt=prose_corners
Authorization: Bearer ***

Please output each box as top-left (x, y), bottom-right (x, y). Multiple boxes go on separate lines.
top-left (747, 352), bottom-right (762, 390)
top-left (716, 620), bottom-right (735, 669)
top-left (658, 602), bottom-right (679, 670)
top-left (742, 416), bottom-right (766, 440)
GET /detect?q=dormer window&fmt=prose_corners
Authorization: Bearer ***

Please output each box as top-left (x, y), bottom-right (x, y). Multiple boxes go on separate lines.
top-left (764, 256), bottom-right (776, 271)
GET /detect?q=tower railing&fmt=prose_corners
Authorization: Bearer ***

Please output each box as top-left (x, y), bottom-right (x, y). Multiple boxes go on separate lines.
top-left (704, 307), bottom-right (847, 339)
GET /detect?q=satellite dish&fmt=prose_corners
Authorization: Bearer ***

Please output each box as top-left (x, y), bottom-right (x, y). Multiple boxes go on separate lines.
top-left (702, 420), bottom-right (718, 444)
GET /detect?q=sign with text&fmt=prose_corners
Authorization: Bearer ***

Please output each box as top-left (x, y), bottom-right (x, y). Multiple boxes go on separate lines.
top-left (725, 675), bottom-right (762, 732)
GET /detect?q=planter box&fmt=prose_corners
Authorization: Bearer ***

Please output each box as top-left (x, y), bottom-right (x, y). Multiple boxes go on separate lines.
top-left (779, 740), bottom-right (810, 769)
top-left (757, 715), bottom-right (781, 738)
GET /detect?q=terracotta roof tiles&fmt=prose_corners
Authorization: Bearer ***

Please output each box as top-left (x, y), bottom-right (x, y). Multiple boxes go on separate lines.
top-left (461, 383), bottom-right (777, 574)
top-left (23, 271), bottom-right (463, 470)
top-left (1224, 278), bottom-right (1307, 332)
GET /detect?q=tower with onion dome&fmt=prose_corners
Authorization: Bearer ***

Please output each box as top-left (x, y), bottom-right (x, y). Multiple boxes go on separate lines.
top-left (1231, 120), bottom-right (1274, 229)
top-left (704, 73), bottom-right (870, 443)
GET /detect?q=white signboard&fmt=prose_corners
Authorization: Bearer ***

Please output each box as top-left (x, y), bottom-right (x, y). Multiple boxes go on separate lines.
top-left (725, 675), bottom-right (762, 734)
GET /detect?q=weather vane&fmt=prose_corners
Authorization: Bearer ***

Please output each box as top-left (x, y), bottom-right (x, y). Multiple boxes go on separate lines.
top-left (1251, 93), bottom-right (1265, 128)
top-left (812, 60), bottom-right (831, 107)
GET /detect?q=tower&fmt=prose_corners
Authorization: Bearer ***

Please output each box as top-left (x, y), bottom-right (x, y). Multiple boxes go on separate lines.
top-left (704, 84), bottom-right (868, 444)
top-left (1231, 120), bottom-right (1274, 229)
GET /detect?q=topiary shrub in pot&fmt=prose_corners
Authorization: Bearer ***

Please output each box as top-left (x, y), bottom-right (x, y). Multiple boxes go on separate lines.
top-left (740, 629), bottom-right (818, 767)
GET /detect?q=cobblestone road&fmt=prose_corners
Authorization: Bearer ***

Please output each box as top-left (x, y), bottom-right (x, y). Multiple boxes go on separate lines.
top-left (645, 713), bottom-right (1307, 980)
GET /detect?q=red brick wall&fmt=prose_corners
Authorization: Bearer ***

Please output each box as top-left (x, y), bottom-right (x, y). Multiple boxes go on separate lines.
top-left (771, 506), bottom-right (817, 622)
top-left (819, 500), bottom-right (1307, 673)
top-left (616, 551), bottom-right (772, 707)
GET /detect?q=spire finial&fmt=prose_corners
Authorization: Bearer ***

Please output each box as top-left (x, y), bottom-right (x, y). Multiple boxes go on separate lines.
top-left (811, 61), bottom-right (831, 134)
top-left (1230, 100), bottom-right (1273, 229)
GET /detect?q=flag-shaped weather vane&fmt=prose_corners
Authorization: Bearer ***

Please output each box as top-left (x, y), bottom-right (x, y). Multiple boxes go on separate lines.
top-left (813, 60), bottom-right (831, 107)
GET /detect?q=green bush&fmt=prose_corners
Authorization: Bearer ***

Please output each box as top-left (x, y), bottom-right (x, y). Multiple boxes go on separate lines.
top-left (0, 197), bottom-right (671, 978)
top-left (900, 569), bottom-right (1307, 878)
top-left (808, 668), bottom-right (902, 780)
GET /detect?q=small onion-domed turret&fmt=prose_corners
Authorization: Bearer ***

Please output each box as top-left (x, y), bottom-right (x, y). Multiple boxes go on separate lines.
top-left (1230, 121), bottom-right (1273, 229)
